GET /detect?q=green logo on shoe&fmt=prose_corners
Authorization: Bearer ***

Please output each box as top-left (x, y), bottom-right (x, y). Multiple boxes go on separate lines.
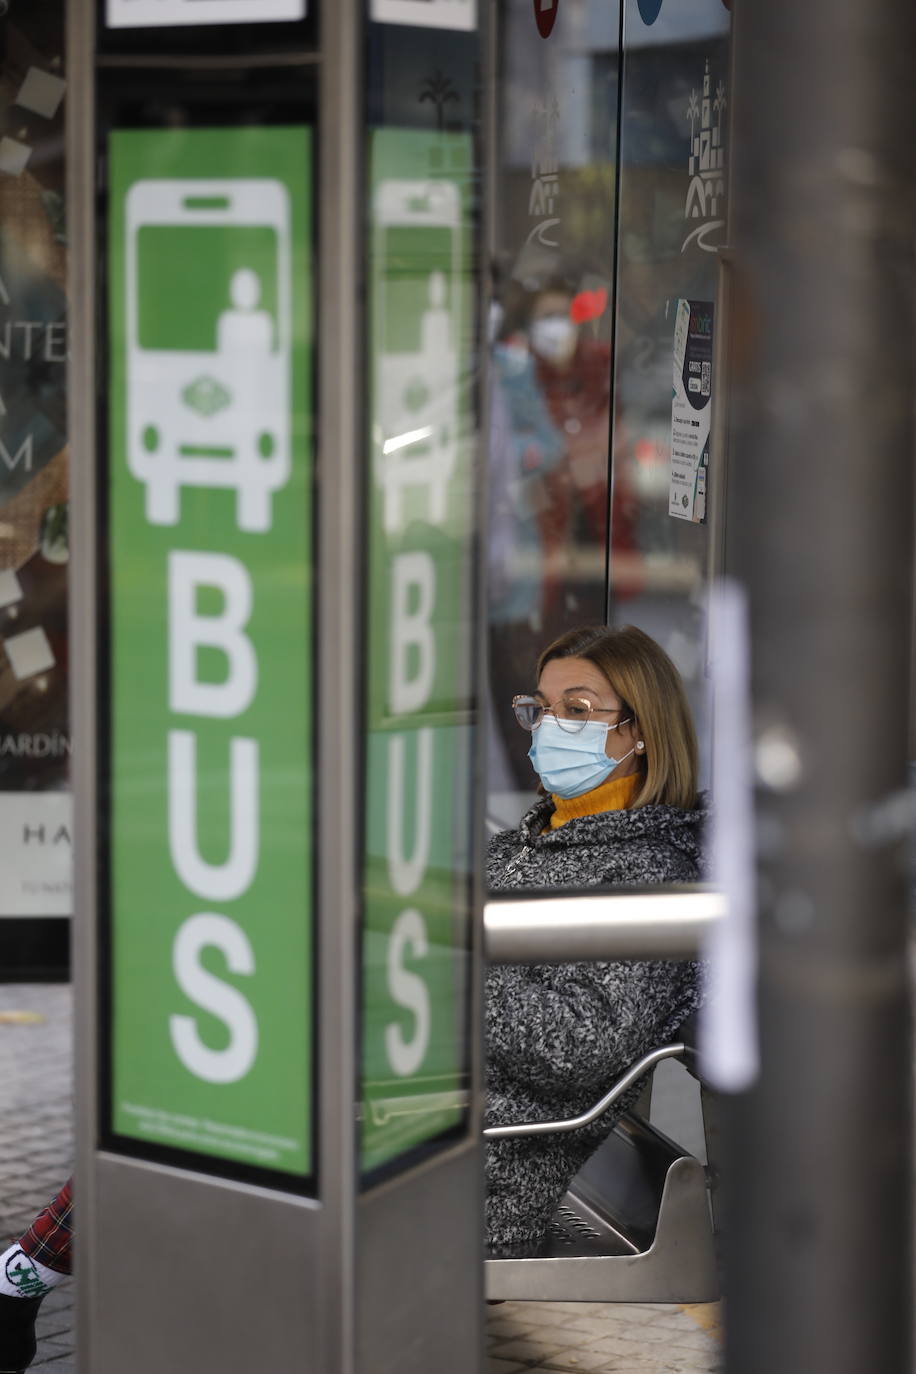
top-left (5, 1251), bottom-right (49, 1299)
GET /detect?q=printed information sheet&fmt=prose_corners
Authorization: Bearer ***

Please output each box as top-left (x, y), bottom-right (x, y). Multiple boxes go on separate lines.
top-left (669, 297), bottom-right (714, 523)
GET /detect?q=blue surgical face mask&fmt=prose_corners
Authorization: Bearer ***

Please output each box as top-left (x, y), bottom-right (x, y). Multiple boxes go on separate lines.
top-left (527, 714), bottom-right (634, 799)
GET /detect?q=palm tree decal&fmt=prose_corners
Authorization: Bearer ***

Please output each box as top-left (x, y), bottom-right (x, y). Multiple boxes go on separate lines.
top-left (419, 69), bottom-right (460, 131)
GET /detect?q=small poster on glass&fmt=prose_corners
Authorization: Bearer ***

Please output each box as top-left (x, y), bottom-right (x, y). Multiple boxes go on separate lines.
top-left (669, 297), bottom-right (714, 524)
top-left (107, 0), bottom-right (306, 28)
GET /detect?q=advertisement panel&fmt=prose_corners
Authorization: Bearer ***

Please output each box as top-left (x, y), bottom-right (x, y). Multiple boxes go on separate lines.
top-left (107, 126), bottom-right (313, 1180)
top-left (360, 127), bottom-right (475, 1178)
top-left (0, 14), bottom-right (71, 918)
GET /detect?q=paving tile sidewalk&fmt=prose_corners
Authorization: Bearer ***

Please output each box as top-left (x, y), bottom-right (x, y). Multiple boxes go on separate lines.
top-left (486, 1300), bottom-right (722, 1373)
top-left (0, 984), bottom-right (724, 1374)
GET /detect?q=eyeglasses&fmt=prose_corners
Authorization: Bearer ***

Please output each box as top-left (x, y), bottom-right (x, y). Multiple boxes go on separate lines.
top-left (512, 693), bottom-right (629, 735)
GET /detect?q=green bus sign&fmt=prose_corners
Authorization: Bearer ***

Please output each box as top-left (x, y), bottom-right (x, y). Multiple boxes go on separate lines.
top-left (361, 128), bottom-right (475, 1177)
top-left (107, 126), bottom-right (314, 1179)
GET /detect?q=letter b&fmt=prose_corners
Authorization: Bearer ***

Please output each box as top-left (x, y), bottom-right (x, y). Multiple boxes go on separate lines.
top-left (169, 551), bottom-right (257, 718)
top-left (389, 551), bottom-right (435, 715)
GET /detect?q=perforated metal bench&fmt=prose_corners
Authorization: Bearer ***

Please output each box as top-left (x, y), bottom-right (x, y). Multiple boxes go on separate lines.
top-left (484, 1024), bottom-right (720, 1303)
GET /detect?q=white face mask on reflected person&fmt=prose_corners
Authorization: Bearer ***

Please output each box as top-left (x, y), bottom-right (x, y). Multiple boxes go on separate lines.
top-left (527, 714), bottom-right (635, 799)
top-left (529, 314), bottom-right (577, 365)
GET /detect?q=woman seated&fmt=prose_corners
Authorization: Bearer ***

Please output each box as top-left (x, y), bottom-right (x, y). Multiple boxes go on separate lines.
top-left (486, 623), bottom-right (705, 1256)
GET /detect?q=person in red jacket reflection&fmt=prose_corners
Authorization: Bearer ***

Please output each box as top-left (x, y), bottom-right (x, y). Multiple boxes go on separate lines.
top-left (523, 278), bottom-right (636, 635)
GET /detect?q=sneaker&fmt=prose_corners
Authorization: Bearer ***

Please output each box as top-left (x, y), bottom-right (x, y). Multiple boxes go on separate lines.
top-left (0, 1292), bottom-right (42, 1373)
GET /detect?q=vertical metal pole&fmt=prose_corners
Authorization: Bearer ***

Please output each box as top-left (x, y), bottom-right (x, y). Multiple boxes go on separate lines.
top-left (727, 2), bottom-right (916, 1371)
top-left (68, 0), bottom-right (100, 1365)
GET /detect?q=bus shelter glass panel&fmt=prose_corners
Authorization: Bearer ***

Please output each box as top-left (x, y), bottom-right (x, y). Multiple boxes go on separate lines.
top-left (609, 0), bottom-right (730, 765)
top-left (103, 113), bottom-right (316, 1191)
top-left (485, 0), bottom-right (730, 817)
top-left (486, 0), bottom-right (621, 821)
top-left (360, 15), bottom-right (480, 1184)
top-left (479, 0), bottom-right (727, 1293)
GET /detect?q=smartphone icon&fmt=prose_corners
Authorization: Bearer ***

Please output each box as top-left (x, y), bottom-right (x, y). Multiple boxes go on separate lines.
top-left (374, 178), bottom-right (462, 533)
top-left (125, 178), bottom-right (291, 532)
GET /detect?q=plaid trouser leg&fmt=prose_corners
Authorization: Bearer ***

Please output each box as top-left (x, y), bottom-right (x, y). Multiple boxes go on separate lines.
top-left (19, 1177), bottom-right (73, 1276)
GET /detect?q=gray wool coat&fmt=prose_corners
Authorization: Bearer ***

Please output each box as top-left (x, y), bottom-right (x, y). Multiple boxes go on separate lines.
top-left (485, 793), bottom-right (705, 1255)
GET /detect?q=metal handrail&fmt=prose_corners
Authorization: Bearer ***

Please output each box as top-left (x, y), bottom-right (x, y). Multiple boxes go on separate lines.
top-left (484, 885), bottom-right (725, 963)
top-left (483, 1043), bottom-right (686, 1139)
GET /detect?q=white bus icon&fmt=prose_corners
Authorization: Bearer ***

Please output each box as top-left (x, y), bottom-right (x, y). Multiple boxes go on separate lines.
top-left (125, 178), bottom-right (291, 533)
top-left (373, 177), bottom-right (462, 535)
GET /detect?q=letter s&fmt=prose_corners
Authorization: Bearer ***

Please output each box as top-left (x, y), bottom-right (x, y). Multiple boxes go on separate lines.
top-left (385, 908), bottom-right (431, 1077)
top-left (169, 913), bottom-right (258, 1084)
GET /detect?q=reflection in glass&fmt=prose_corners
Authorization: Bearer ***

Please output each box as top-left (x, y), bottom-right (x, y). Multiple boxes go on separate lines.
top-left (486, 0), bottom-right (731, 815)
top-left (609, 0), bottom-right (730, 772)
top-left (487, 0), bottom-right (620, 814)
top-left (360, 22), bottom-right (480, 1183)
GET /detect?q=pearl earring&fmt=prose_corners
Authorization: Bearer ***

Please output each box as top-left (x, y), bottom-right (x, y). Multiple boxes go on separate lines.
top-left (636, 740), bottom-right (645, 752)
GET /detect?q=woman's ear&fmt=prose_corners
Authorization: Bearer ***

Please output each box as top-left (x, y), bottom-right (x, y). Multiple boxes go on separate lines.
top-left (613, 710), bottom-right (640, 756)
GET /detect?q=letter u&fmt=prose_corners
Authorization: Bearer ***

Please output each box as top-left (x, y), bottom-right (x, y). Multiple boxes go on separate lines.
top-left (386, 728), bottom-right (433, 897)
top-left (169, 730), bottom-right (259, 902)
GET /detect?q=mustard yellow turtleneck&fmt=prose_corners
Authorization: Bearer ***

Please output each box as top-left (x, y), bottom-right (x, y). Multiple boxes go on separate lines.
top-left (549, 770), bottom-right (641, 829)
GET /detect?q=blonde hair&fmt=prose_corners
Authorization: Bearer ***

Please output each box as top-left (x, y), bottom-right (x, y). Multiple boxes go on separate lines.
top-left (537, 624), bottom-right (699, 810)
